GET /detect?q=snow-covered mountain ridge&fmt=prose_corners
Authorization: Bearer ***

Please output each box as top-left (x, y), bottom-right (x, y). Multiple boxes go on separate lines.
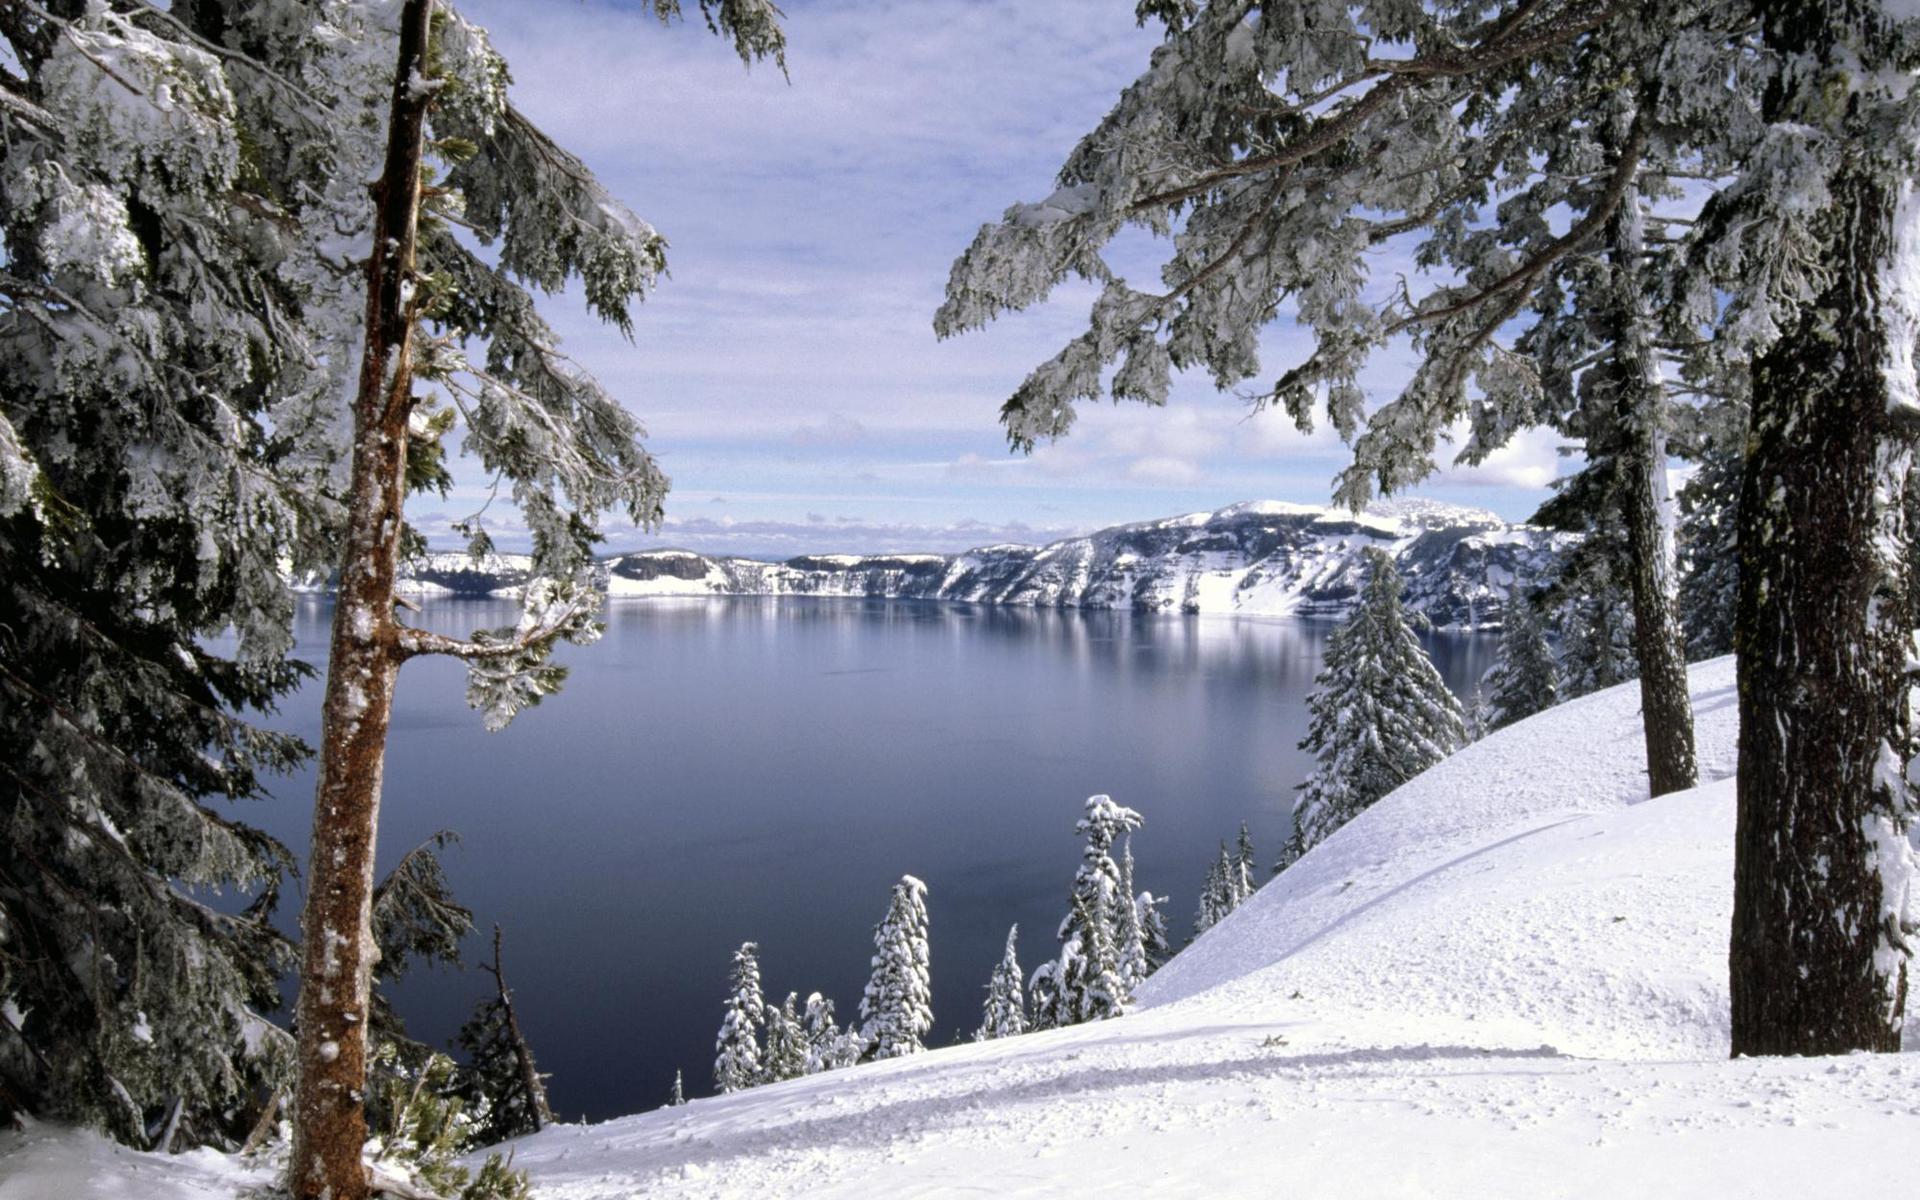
top-left (359, 499), bottom-right (1565, 628)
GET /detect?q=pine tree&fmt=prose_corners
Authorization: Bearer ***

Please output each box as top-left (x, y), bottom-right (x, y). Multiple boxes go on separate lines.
top-left (800, 992), bottom-right (859, 1075)
top-left (1483, 597), bottom-right (1559, 729)
top-left (1191, 852), bottom-right (1225, 941)
top-left (760, 993), bottom-right (809, 1085)
top-left (1710, 0), bottom-right (1920, 1055)
top-left (1675, 445), bottom-right (1741, 661)
top-left (453, 926), bottom-right (552, 1145)
top-left (282, 5), bottom-right (786, 1194)
top-left (1535, 467), bottom-right (1641, 701)
top-left (712, 942), bottom-right (764, 1095)
top-left (1051, 795), bottom-right (1143, 1023)
top-left (976, 925), bottom-right (1028, 1042)
top-left (1231, 824), bottom-right (1257, 905)
top-left (859, 876), bottom-right (932, 1060)
top-left (1135, 891), bottom-right (1172, 973)
top-left (668, 1071), bottom-right (685, 1108)
top-left (0, 0), bottom-right (335, 1145)
top-left (1115, 843), bottom-right (1151, 993)
top-left (1026, 961), bottom-right (1062, 1033)
top-left (1289, 550), bottom-right (1466, 866)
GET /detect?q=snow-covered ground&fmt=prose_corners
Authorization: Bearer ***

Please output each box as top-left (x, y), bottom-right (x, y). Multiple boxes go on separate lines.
top-left (9, 656), bottom-right (1917, 1198)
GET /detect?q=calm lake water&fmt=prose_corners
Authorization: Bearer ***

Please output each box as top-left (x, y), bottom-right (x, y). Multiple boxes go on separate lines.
top-left (243, 596), bottom-right (1497, 1121)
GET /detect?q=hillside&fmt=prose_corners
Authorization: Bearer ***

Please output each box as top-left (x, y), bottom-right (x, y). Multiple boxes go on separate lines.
top-left (330, 499), bottom-right (1566, 628)
top-left (14, 657), bottom-right (1915, 1199)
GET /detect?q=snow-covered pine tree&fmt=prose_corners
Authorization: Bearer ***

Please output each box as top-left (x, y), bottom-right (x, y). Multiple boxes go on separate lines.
top-left (1135, 891), bottom-right (1173, 973)
top-left (860, 876), bottom-right (932, 1060)
top-left (1697, 0), bottom-right (1920, 1054)
top-left (761, 993), bottom-right (809, 1085)
top-left (713, 942), bottom-right (765, 1095)
top-left (1231, 823), bottom-right (1257, 905)
top-left (1288, 550), bottom-right (1467, 866)
top-left (1675, 446), bottom-right (1741, 661)
top-left (668, 1071), bottom-right (685, 1107)
top-left (0, 0), bottom-right (356, 1145)
top-left (1191, 851), bottom-right (1226, 941)
top-left (976, 925), bottom-right (1028, 1041)
top-left (453, 926), bottom-right (552, 1145)
top-left (1115, 842), bottom-right (1151, 993)
top-left (1052, 795), bottom-right (1143, 1023)
top-left (801, 992), bottom-right (860, 1075)
top-left (1026, 961), bottom-right (1062, 1033)
top-left (1483, 596), bottom-right (1558, 729)
top-left (935, 0), bottom-right (1720, 803)
top-left (283, 4), bottom-right (786, 1194)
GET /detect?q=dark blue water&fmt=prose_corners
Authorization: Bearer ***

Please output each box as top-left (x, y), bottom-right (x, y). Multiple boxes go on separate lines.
top-left (241, 597), bottom-right (1496, 1121)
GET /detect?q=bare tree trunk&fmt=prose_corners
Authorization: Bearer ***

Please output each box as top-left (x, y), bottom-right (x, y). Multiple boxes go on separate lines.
top-left (1598, 94), bottom-right (1698, 800)
top-left (1603, 178), bottom-right (1697, 797)
top-left (483, 925), bottom-right (554, 1130)
top-left (1730, 152), bottom-right (1915, 1052)
top-left (289, 4), bottom-right (435, 1197)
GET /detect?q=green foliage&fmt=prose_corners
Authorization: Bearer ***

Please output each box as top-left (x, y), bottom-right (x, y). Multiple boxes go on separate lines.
top-left (1285, 550), bottom-right (1466, 869)
top-left (368, 1045), bottom-right (531, 1200)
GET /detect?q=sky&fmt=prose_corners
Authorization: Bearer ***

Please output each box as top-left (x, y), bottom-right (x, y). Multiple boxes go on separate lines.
top-left (425, 0), bottom-right (1572, 560)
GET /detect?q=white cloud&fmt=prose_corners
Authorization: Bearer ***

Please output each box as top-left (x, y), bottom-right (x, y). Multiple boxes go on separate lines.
top-left (1430, 425), bottom-right (1571, 491)
top-left (1126, 455), bottom-right (1204, 486)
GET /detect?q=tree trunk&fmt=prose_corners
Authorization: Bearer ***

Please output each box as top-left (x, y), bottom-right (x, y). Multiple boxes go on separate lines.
top-left (1600, 149), bottom-right (1698, 799)
top-left (485, 925), bottom-right (554, 1131)
top-left (1729, 155), bottom-right (1915, 1056)
top-left (289, 4), bottom-right (435, 1198)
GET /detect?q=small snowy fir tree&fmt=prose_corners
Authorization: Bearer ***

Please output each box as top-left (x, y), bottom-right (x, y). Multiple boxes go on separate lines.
top-left (1483, 598), bottom-right (1559, 730)
top-left (1191, 851), bottom-right (1227, 941)
top-left (713, 942), bottom-right (765, 1094)
top-left (860, 876), bottom-right (932, 1060)
top-left (668, 1071), bottom-right (685, 1108)
top-left (1115, 842), bottom-right (1151, 993)
top-left (1285, 550), bottom-right (1466, 868)
top-left (1135, 891), bottom-right (1173, 973)
top-left (1463, 685), bottom-right (1496, 743)
top-left (1051, 795), bottom-right (1144, 1023)
top-left (761, 993), bottom-right (809, 1085)
top-left (976, 925), bottom-right (1028, 1041)
top-left (1026, 960), bottom-right (1062, 1032)
top-left (801, 993), bottom-right (861, 1074)
top-left (1231, 823), bottom-right (1257, 905)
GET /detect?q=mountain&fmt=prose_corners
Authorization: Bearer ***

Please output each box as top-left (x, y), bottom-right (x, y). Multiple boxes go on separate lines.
top-left (362, 499), bottom-right (1568, 629)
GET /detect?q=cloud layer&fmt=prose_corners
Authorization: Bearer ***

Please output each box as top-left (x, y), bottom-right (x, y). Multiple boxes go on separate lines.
top-left (427, 0), bottom-right (1570, 552)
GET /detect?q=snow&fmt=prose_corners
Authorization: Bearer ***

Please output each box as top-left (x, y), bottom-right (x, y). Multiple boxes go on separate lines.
top-left (0, 1120), bottom-right (272, 1200)
top-left (18, 657), bottom-right (1915, 1199)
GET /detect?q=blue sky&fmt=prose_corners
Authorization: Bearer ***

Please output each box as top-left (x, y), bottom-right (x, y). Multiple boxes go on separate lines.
top-left (426, 0), bottom-right (1569, 559)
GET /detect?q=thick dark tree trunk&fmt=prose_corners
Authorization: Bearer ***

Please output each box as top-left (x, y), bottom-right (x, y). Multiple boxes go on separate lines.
top-left (1600, 98), bottom-right (1698, 799)
top-left (289, 4), bottom-right (435, 1198)
top-left (1729, 155), bottom-right (1915, 1056)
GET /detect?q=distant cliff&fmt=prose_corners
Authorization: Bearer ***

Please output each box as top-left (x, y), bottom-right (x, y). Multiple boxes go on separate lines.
top-left (321, 499), bottom-right (1567, 629)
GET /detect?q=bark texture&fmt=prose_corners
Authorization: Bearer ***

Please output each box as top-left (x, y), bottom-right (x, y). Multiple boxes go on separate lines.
top-left (1729, 146), bottom-right (1914, 1052)
top-left (1601, 161), bottom-right (1697, 799)
top-left (289, 4), bottom-right (435, 1197)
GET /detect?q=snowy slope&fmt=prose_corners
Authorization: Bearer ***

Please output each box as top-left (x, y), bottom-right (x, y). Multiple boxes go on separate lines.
top-left (480, 656), bottom-right (1911, 1197)
top-left (14, 658), bottom-right (1918, 1199)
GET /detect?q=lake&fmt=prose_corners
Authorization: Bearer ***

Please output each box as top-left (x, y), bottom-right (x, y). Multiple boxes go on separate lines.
top-left (244, 596), bottom-right (1498, 1121)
